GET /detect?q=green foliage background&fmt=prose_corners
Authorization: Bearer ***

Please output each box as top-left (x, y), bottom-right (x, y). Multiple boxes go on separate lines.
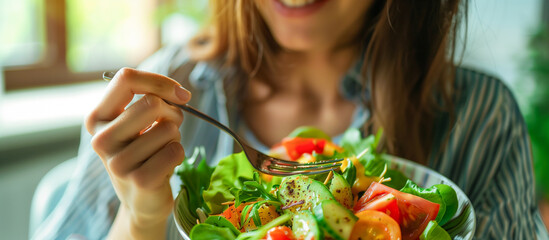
top-left (524, 26), bottom-right (549, 199)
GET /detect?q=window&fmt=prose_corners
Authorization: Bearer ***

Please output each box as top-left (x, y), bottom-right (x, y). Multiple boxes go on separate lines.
top-left (0, 0), bottom-right (45, 68)
top-left (0, 0), bottom-right (163, 90)
top-left (0, 0), bottom-right (207, 90)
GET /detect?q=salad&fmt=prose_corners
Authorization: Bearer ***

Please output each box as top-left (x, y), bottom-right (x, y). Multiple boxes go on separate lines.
top-left (175, 127), bottom-right (470, 240)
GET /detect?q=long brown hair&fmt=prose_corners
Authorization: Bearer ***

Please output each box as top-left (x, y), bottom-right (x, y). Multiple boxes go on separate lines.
top-left (189, 0), bottom-right (466, 163)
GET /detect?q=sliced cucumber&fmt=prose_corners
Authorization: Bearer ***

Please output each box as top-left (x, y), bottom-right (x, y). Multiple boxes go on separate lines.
top-left (329, 172), bottom-right (354, 209)
top-left (292, 210), bottom-right (323, 240)
top-left (314, 200), bottom-right (357, 240)
top-left (277, 175), bottom-right (334, 213)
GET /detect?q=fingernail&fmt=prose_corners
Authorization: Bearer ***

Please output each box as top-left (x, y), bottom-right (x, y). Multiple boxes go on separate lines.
top-left (102, 72), bottom-right (115, 81)
top-left (175, 85), bottom-right (191, 102)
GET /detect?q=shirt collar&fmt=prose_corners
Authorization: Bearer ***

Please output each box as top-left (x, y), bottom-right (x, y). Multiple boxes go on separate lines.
top-left (189, 53), bottom-right (370, 102)
top-left (339, 52), bottom-right (370, 103)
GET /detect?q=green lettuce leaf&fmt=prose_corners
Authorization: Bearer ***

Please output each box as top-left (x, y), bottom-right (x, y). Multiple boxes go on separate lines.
top-left (342, 159), bottom-right (356, 186)
top-left (340, 128), bottom-right (387, 177)
top-left (205, 216), bottom-right (241, 236)
top-left (175, 147), bottom-right (215, 217)
top-left (231, 172), bottom-right (279, 207)
top-left (287, 126), bottom-right (332, 140)
top-left (189, 223), bottom-right (237, 240)
top-left (382, 169), bottom-right (409, 190)
top-left (432, 184), bottom-right (459, 225)
top-left (202, 152), bottom-right (255, 214)
top-left (420, 221), bottom-right (451, 240)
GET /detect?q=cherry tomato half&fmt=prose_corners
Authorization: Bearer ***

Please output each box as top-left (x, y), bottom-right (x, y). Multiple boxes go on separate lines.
top-left (350, 210), bottom-right (402, 240)
top-left (263, 226), bottom-right (295, 240)
top-left (282, 137), bottom-right (326, 160)
top-left (354, 193), bottom-right (401, 224)
top-left (355, 182), bottom-right (440, 240)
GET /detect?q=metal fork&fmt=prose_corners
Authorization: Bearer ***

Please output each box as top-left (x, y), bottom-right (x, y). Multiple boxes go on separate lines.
top-left (103, 72), bottom-right (343, 176)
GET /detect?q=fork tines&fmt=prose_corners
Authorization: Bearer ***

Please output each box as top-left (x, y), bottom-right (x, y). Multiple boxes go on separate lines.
top-left (266, 158), bottom-right (343, 175)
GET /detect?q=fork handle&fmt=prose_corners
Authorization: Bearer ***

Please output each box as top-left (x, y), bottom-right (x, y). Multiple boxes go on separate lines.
top-left (169, 102), bottom-right (245, 147)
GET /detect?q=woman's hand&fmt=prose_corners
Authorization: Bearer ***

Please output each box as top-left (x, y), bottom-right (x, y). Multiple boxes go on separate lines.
top-left (85, 68), bottom-right (191, 239)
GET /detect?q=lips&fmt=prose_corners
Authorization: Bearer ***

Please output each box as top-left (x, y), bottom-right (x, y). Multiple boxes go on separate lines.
top-left (278, 0), bottom-right (317, 8)
top-left (273, 0), bottom-right (329, 17)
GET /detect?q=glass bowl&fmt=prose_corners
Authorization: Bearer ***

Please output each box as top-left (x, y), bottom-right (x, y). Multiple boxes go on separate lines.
top-left (174, 155), bottom-right (476, 239)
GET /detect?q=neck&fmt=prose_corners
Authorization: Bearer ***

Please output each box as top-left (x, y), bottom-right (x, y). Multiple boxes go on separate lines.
top-left (273, 45), bottom-right (360, 98)
top-left (242, 45), bottom-right (360, 146)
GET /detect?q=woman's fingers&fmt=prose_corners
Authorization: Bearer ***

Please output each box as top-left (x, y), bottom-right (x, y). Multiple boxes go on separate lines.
top-left (86, 67), bottom-right (191, 135)
top-left (107, 121), bottom-right (182, 177)
top-left (130, 141), bottom-right (185, 190)
top-left (108, 94), bottom-right (183, 143)
top-left (90, 94), bottom-right (183, 156)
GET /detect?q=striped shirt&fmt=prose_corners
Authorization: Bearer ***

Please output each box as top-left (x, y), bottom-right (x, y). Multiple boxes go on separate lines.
top-left (31, 43), bottom-right (549, 240)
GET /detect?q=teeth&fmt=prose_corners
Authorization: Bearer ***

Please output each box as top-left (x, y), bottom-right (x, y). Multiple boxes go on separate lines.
top-left (280, 0), bottom-right (317, 8)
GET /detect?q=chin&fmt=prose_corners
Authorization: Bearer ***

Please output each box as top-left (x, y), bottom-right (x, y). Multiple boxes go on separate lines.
top-left (268, 21), bottom-right (329, 52)
top-left (255, 0), bottom-right (370, 53)
top-left (275, 37), bottom-right (318, 52)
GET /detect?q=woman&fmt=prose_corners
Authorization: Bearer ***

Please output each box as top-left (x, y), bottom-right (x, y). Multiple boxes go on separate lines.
top-left (32, 0), bottom-right (549, 239)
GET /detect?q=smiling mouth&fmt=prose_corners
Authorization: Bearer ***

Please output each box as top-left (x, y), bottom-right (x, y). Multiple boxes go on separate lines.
top-left (273, 0), bottom-right (329, 17)
top-left (279, 0), bottom-right (318, 8)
